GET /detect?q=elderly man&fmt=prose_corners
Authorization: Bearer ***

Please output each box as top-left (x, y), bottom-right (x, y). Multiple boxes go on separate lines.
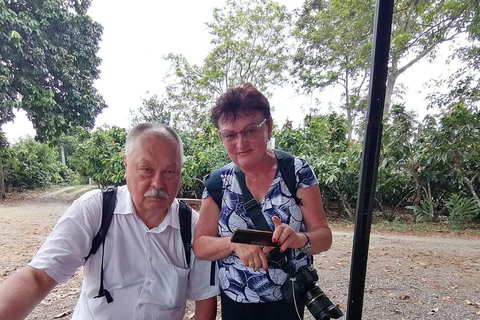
top-left (0, 123), bottom-right (218, 320)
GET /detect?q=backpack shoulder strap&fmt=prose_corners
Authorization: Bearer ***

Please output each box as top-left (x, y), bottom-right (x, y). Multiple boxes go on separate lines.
top-left (274, 150), bottom-right (302, 206)
top-left (87, 186), bottom-right (118, 259)
top-left (234, 165), bottom-right (272, 231)
top-left (203, 169), bottom-right (223, 208)
top-left (88, 185), bottom-right (117, 304)
top-left (178, 201), bottom-right (216, 285)
top-left (178, 200), bottom-right (192, 267)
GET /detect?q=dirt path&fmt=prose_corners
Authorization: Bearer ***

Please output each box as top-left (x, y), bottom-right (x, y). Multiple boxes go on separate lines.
top-left (0, 192), bottom-right (479, 319)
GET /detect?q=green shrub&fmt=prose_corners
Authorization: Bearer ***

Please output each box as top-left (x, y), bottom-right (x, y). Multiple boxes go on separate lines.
top-left (406, 200), bottom-right (435, 222)
top-left (3, 138), bottom-right (71, 189)
top-left (445, 193), bottom-right (480, 228)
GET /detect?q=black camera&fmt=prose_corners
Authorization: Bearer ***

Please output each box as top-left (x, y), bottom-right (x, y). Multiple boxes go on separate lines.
top-left (268, 248), bottom-right (343, 320)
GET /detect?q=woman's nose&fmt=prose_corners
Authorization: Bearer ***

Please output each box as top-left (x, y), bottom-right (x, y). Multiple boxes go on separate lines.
top-left (235, 132), bottom-right (248, 147)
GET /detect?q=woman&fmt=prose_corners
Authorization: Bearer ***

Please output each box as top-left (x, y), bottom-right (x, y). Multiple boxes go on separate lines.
top-left (193, 83), bottom-right (333, 320)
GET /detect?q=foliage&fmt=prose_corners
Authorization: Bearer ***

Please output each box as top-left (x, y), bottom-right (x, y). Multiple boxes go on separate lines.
top-left (179, 123), bottom-right (229, 198)
top-left (292, 0), bottom-right (478, 140)
top-left (0, 0), bottom-right (105, 140)
top-left (130, 94), bottom-right (172, 126)
top-left (377, 104), bottom-right (418, 208)
top-left (292, 0), bottom-right (373, 140)
top-left (159, 0), bottom-right (292, 130)
top-left (0, 0), bottom-right (105, 197)
top-left (445, 193), bottom-right (480, 228)
top-left (274, 113), bottom-right (360, 217)
top-left (422, 103), bottom-right (480, 206)
top-left (2, 137), bottom-right (73, 189)
top-left (55, 126), bottom-right (90, 168)
top-left (406, 199), bottom-right (435, 223)
top-left (69, 126), bottom-right (126, 187)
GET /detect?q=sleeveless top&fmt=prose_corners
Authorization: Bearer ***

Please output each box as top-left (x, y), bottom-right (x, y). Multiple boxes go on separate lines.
top-left (202, 155), bottom-right (318, 303)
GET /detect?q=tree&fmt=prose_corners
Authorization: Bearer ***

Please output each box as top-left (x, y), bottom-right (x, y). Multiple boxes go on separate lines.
top-left (293, 0), bottom-right (478, 139)
top-left (179, 123), bottom-right (229, 198)
top-left (0, 0), bottom-right (105, 198)
top-left (69, 126), bottom-right (126, 187)
top-left (161, 0), bottom-right (292, 130)
top-left (384, 0), bottom-right (477, 115)
top-left (293, 0), bottom-right (374, 141)
top-left (130, 94), bottom-right (171, 126)
top-left (427, 103), bottom-right (480, 209)
top-left (274, 113), bottom-right (360, 217)
top-left (377, 104), bottom-right (419, 216)
top-left (3, 137), bottom-right (73, 190)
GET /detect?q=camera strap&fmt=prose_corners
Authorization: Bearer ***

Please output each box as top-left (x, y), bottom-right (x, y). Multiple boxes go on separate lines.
top-left (233, 165), bottom-right (272, 231)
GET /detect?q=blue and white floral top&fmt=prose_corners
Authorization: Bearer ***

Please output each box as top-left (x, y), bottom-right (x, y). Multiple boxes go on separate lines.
top-left (202, 154), bottom-right (318, 303)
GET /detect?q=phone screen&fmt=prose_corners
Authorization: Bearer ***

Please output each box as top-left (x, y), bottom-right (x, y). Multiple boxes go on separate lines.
top-left (230, 229), bottom-right (278, 247)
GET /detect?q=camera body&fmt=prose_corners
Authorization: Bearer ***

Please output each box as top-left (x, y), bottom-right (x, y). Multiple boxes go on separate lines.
top-left (281, 265), bottom-right (343, 320)
top-left (267, 248), bottom-right (343, 320)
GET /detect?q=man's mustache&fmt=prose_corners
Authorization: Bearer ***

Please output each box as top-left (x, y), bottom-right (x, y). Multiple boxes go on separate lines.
top-left (144, 188), bottom-right (168, 198)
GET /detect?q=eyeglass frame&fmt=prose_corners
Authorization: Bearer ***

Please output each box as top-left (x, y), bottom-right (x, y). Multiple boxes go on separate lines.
top-left (219, 118), bottom-right (268, 144)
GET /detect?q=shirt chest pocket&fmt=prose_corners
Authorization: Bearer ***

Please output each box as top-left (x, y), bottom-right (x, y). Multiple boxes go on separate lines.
top-left (150, 264), bottom-right (189, 309)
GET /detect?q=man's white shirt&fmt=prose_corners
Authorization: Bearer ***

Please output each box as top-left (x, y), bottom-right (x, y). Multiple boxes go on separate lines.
top-left (30, 185), bottom-right (218, 319)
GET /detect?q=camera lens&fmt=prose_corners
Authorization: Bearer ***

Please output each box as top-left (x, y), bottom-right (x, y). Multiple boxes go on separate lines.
top-left (303, 286), bottom-right (343, 320)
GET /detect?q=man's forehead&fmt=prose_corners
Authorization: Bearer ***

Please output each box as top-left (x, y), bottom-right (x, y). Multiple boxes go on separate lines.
top-left (136, 157), bottom-right (180, 167)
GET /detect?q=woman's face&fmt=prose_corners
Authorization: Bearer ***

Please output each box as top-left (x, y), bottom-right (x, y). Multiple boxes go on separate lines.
top-left (218, 112), bottom-right (272, 168)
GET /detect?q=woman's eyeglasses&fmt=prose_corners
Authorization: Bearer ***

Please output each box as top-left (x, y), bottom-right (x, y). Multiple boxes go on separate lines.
top-left (219, 119), bottom-right (267, 144)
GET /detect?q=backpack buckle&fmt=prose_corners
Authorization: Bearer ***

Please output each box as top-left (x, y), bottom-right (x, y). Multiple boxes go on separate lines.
top-left (243, 198), bottom-right (260, 213)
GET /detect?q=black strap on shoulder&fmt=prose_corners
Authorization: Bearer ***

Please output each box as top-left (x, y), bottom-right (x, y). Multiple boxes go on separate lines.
top-left (234, 165), bottom-right (272, 232)
top-left (179, 200), bottom-right (216, 286)
top-left (204, 150), bottom-right (301, 210)
top-left (178, 200), bottom-right (192, 267)
top-left (87, 186), bottom-right (117, 259)
top-left (274, 149), bottom-right (303, 206)
top-left (203, 169), bottom-right (223, 208)
top-left (86, 185), bottom-right (117, 304)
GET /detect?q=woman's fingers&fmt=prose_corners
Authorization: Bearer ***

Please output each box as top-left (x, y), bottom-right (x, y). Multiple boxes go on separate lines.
top-left (233, 243), bottom-right (268, 271)
top-left (272, 216), bottom-right (304, 250)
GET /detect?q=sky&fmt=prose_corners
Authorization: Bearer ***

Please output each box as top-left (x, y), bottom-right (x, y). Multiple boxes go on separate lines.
top-left (2, 0), bottom-right (460, 143)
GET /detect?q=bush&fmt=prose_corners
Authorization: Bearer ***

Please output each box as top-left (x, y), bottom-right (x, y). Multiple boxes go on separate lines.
top-left (3, 138), bottom-right (71, 189)
top-left (445, 193), bottom-right (480, 228)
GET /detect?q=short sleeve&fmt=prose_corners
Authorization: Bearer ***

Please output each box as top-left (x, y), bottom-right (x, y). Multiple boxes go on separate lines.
top-left (186, 211), bottom-right (220, 301)
top-left (29, 190), bottom-right (103, 283)
top-left (295, 157), bottom-right (319, 189)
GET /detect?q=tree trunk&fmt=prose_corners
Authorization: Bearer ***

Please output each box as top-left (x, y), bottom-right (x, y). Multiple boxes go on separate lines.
top-left (333, 185), bottom-right (354, 219)
top-left (60, 143), bottom-right (66, 165)
top-left (0, 151), bottom-right (6, 199)
top-left (344, 70), bottom-right (354, 142)
top-left (463, 174), bottom-right (480, 210)
top-left (384, 73), bottom-right (397, 116)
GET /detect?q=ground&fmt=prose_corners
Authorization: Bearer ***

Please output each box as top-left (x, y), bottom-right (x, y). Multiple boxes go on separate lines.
top-left (0, 186), bottom-right (479, 320)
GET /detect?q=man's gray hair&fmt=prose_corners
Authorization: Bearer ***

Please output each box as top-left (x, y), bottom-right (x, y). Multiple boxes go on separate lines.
top-left (124, 123), bottom-right (184, 164)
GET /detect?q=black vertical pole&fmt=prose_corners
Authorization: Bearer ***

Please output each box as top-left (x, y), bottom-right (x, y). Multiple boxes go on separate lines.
top-left (346, 0), bottom-right (394, 319)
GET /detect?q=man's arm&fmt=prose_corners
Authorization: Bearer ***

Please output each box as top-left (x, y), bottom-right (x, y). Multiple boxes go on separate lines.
top-left (194, 296), bottom-right (217, 320)
top-left (0, 266), bottom-right (57, 320)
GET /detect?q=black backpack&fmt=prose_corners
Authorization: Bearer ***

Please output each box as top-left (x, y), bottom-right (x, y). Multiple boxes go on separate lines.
top-left (204, 149), bottom-right (302, 209)
top-left (85, 186), bottom-right (193, 304)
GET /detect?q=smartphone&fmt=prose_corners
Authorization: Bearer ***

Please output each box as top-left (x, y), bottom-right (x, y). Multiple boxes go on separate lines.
top-left (230, 229), bottom-right (279, 247)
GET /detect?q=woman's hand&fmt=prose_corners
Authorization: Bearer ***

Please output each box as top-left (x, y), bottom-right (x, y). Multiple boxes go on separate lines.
top-left (270, 216), bottom-right (308, 252)
top-left (231, 242), bottom-right (269, 272)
